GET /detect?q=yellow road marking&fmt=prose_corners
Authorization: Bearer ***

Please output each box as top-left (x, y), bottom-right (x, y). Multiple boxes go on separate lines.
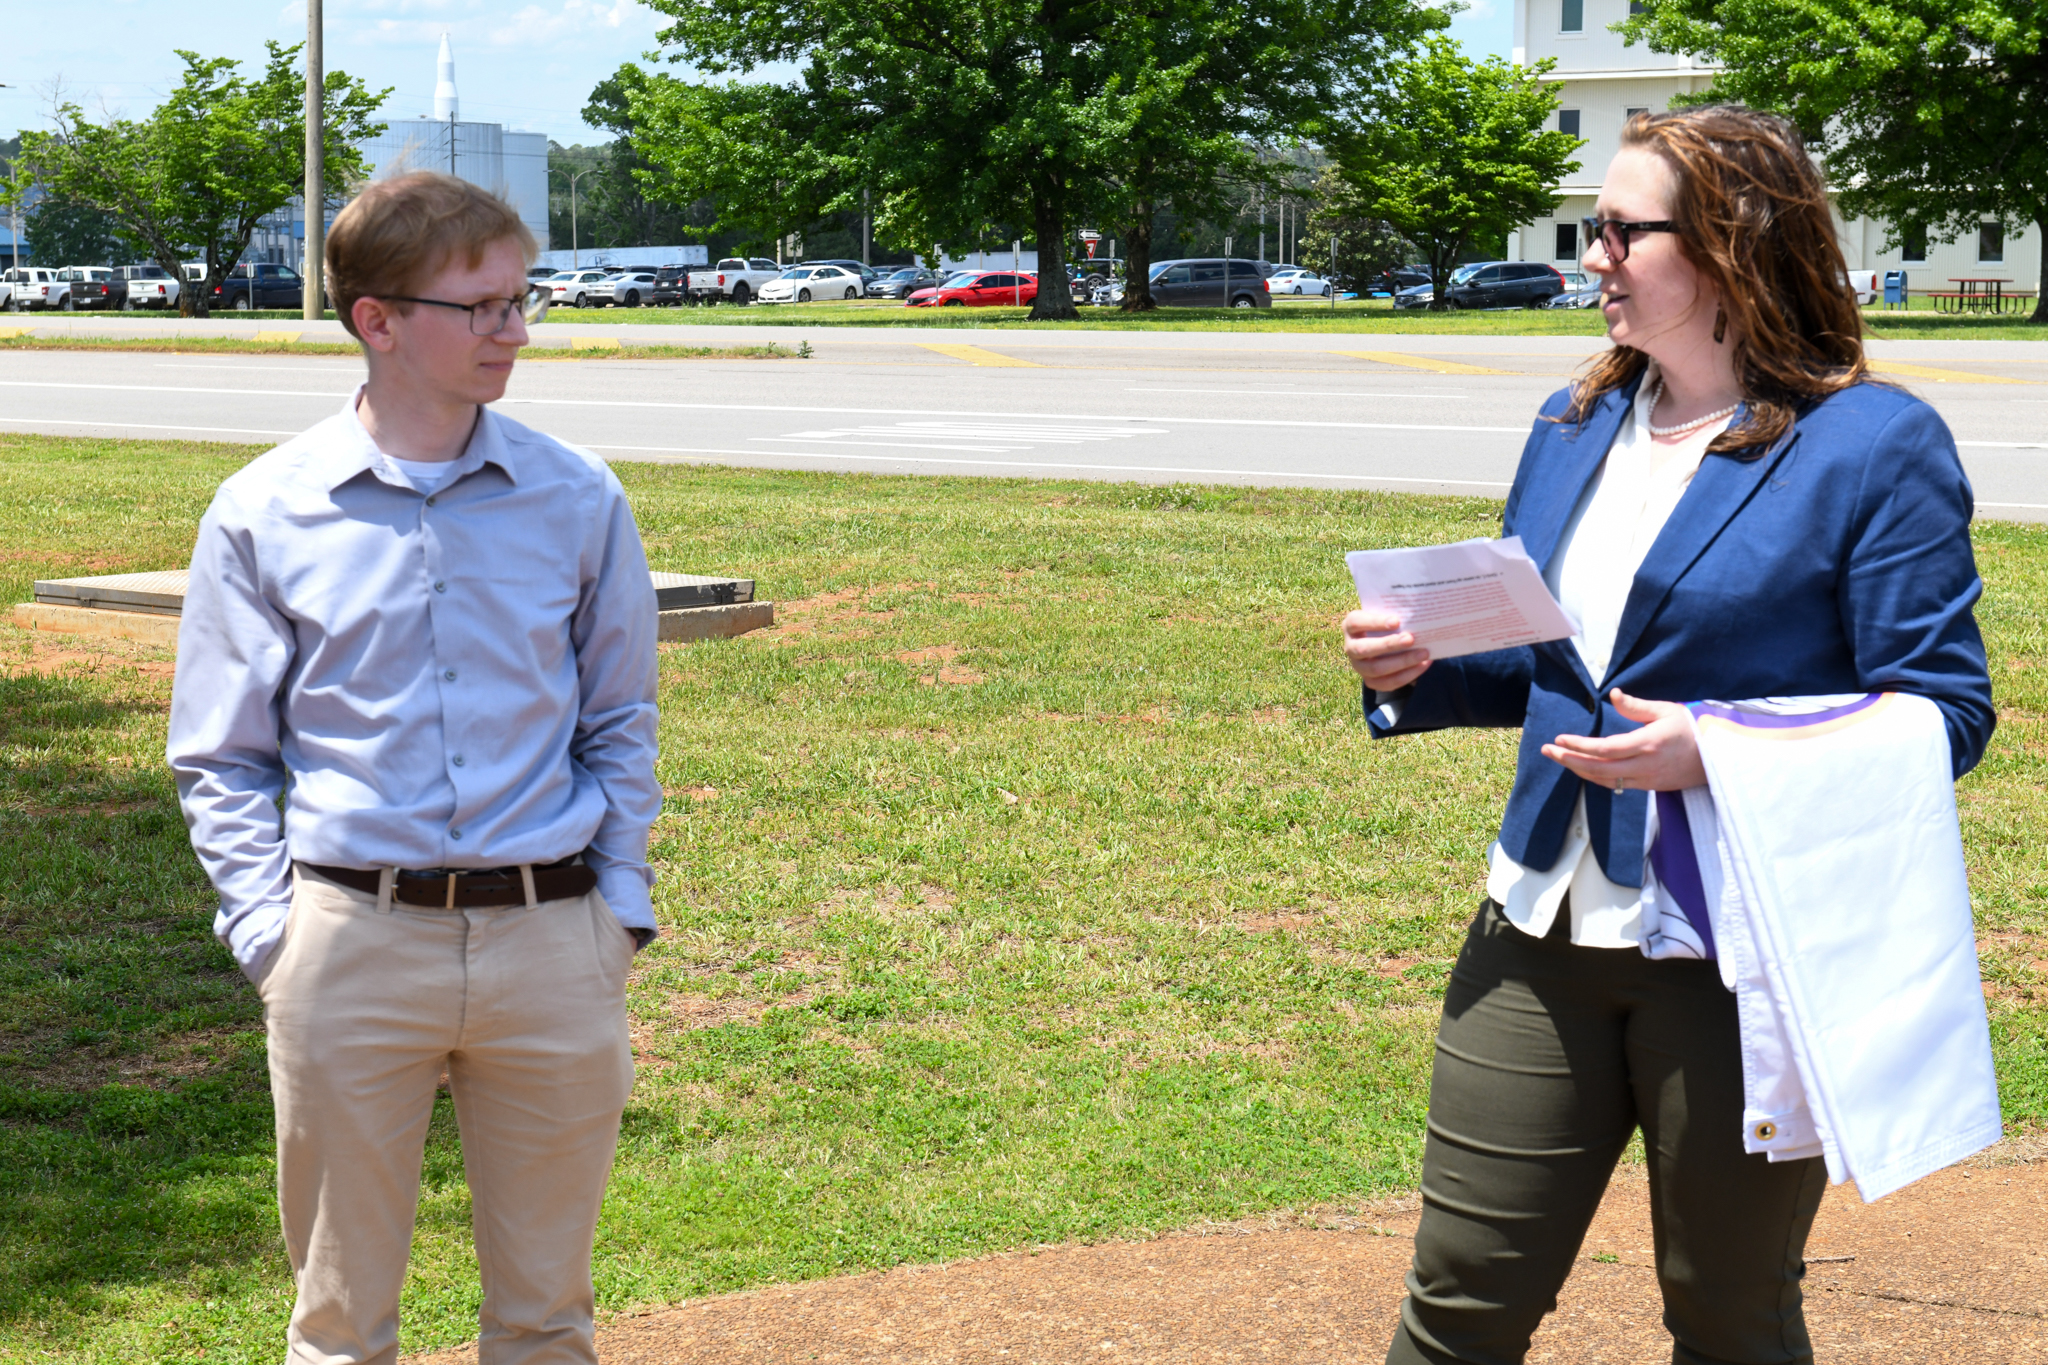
top-left (252, 330), bottom-right (302, 343)
top-left (0, 327), bottom-right (33, 338)
top-left (571, 336), bottom-right (622, 351)
top-left (1868, 359), bottom-right (2031, 386)
top-left (917, 342), bottom-right (1043, 367)
top-left (1334, 350), bottom-right (1519, 376)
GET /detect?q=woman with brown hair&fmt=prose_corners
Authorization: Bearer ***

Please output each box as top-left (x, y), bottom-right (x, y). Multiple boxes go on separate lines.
top-left (1341, 105), bottom-right (1994, 1363)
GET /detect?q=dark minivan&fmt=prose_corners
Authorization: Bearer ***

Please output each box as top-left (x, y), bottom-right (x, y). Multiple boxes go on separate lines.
top-left (1146, 258), bottom-right (1272, 309)
top-left (1443, 261), bottom-right (1567, 309)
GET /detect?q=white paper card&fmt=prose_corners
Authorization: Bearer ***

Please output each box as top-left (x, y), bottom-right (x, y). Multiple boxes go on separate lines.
top-left (1345, 536), bottom-right (1577, 661)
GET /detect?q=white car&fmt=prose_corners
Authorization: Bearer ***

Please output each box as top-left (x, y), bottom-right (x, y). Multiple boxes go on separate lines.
top-left (3, 267), bottom-right (64, 311)
top-left (599, 270), bottom-right (658, 308)
top-left (546, 269), bottom-right (615, 309)
top-left (755, 264), bottom-right (863, 304)
top-left (1267, 268), bottom-right (1331, 296)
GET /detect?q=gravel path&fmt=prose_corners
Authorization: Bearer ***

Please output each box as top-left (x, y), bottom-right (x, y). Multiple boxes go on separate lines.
top-left (407, 1140), bottom-right (2046, 1363)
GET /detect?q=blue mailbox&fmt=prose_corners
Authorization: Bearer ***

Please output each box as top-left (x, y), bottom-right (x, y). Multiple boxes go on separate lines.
top-left (1883, 270), bottom-right (1908, 307)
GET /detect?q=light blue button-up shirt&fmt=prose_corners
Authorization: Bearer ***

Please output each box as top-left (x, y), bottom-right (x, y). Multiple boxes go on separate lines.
top-left (167, 390), bottom-right (661, 976)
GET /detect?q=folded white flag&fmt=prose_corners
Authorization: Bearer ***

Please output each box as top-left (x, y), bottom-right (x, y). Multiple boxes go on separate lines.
top-left (1641, 693), bottom-right (2001, 1201)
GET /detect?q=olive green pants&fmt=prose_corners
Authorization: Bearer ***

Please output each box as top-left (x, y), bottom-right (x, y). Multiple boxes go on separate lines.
top-left (1386, 900), bottom-right (1827, 1365)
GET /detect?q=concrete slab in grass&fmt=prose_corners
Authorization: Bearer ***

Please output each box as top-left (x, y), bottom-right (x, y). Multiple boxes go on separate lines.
top-left (657, 601), bottom-right (774, 643)
top-left (11, 602), bottom-right (182, 647)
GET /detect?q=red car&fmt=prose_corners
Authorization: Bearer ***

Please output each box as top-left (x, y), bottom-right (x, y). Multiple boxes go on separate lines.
top-left (905, 269), bottom-right (1039, 307)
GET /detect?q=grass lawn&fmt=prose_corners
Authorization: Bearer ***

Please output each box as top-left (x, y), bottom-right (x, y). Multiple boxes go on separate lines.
top-left (43, 299), bottom-right (2048, 338)
top-left (1, 433), bottom-right (2043, 1363)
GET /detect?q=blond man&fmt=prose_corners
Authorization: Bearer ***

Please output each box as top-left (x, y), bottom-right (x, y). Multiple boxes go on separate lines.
top-left (167, 172), bottom-right (658, 1365)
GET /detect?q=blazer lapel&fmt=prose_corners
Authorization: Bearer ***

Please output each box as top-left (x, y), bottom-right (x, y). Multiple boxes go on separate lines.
top-left (1518, 378), bottom-right (1643, 578)
top-left (1603, 417), bottom-right (1801, 686)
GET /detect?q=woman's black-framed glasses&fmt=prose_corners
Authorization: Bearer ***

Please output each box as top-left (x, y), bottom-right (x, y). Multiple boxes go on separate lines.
top-left (381, 284), bottom-right (551, 335)
top-left (1582, 217), bottom-right (1678, 265)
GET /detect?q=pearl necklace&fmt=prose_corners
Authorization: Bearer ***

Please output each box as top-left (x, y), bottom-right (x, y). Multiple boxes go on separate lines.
top-left (1646, 379), bottom-right (1739, 438)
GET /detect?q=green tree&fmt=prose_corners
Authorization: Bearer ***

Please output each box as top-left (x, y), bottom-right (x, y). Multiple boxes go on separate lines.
top-left (1327, 37), bottom-right (1580, 310)
top-left (1090, 1), bottom-right (1440, 312)
top-left (22, 197), bottom-right (120, 267)
top-left (17, 44), bottom-right (386, 316)
top-left (547, 142), bottom-right (609, 259)
top-left (624, 0), bottom-right (1432, 319)
top-left (612, 70), bottom-right (840, 264)
top-left (1301, 166), bottom-right (1418, 291)
top-left (575, 76), bottom-right (722, 250)
top-left (1620, 0), bottom-right (2048, 324)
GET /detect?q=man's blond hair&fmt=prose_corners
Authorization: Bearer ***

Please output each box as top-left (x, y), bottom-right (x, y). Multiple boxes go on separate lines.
top-left (326, 172), bottom-right (537, 339)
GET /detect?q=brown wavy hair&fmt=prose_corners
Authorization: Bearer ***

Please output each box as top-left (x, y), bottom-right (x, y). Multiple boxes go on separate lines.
top-left (1564, 105), bottom-right (1868, 457)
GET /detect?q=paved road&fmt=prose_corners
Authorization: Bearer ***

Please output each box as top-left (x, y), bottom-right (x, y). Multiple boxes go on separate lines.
top-left (3, 321), bottom-right (2045, 519)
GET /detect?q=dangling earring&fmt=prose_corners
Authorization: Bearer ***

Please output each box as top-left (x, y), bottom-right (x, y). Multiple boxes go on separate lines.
top-left (1713, 306), bottom-right (1728, 344)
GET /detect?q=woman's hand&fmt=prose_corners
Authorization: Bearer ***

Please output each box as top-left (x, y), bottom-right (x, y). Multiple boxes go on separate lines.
top-left (1342, 609), bottom-right (1432, 691)
top-left (1541, 688), bottom-right (1707, 792)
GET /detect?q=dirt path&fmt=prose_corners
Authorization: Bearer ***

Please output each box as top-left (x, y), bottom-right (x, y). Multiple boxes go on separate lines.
top-left (408, 1141), bottom-right (2046, 1363)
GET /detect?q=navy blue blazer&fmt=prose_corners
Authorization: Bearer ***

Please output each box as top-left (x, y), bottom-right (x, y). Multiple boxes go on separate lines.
top-left (1368, 373), bottom-right (1995, 887)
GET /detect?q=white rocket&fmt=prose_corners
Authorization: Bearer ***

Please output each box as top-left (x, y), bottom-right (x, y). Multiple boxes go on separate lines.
top-left (433, 33), bottom-right (459, 121)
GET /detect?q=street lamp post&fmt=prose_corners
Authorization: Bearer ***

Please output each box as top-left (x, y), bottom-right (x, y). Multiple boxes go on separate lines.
top-left (551, 166), bottom-right (591, 268)
top-left (1, 83), bottom-right (19, 271)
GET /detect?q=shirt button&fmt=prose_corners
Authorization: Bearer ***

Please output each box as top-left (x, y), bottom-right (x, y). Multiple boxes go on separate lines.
top-left (450, 829), bottom-right (463, 841)
top-left (452, 754), bottom-right (465, 767)
top-left (434, 580), bottom-right (447, 593)
top-left (443, 668), bottom-right (457, 681)
top-left (425, 496), bottom-right (436, 507)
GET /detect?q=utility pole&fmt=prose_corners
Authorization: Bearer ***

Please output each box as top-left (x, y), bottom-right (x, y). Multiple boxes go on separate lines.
top-left (1330, 235), bottom-right (1338, 312)
top-left (862, 187), bottom-right (871, 268)
top-left (303, 0), bottom-right (323, 320)
top-left (0, 84), bottom-right (16, 269)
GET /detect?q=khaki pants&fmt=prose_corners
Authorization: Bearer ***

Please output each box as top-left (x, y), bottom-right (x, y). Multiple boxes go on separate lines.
top-left (260, 869), bottom-right (637, 1365)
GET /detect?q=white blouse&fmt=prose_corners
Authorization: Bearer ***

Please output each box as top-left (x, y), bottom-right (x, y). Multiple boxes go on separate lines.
top-left (1485, 362), bottom-right (1733, 947)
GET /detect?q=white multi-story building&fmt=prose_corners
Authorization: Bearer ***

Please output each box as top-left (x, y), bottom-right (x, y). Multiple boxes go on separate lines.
top-left (1509, 0), bottom-right (2042, 294)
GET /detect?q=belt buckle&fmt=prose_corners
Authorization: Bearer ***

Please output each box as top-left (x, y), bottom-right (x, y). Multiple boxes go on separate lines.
top-left (445, 872), bottom-right (458, 911)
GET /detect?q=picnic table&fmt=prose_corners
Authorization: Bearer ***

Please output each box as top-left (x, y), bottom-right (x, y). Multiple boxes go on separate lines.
top-left (1926, 277), bottom-right (2039, 314)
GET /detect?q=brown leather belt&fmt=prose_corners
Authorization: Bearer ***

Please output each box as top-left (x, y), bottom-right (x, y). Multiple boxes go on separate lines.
top-left (300, 855), bottom-right (596, 908)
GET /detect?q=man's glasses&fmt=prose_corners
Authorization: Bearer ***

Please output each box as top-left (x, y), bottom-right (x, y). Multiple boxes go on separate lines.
top-left (379, 284), bottom-right (551, 335)
top-left (1582, 217), bottom-right (1679, 265)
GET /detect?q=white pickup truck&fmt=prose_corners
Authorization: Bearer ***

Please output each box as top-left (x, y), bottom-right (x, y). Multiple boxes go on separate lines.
top-left (685, 257), bottom-right (783, 306)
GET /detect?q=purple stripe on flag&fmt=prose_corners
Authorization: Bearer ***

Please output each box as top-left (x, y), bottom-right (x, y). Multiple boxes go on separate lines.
top-left (1688, 693), bottom-right (1883, 730)
top-left (1650, 790), bottom-right (1716, 959)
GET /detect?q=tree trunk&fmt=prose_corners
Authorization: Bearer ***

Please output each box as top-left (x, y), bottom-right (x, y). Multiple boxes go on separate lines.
top-left (1028, 180), bottom-right (1079, 321)
top-left (1119, 194), bottom-right (1158, 313)
top-left (2035, 212), bottom-right (2048, 324)
top-left (1426, 236), bottom-right (1462, 312)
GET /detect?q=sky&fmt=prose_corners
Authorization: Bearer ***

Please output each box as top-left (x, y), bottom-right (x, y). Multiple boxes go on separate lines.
top-left (2, 0), bottom-right (1513, 148)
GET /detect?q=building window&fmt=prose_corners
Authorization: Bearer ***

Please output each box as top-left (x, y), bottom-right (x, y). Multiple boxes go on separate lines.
top-left (1978, 222), bottom-right (2004, 263)
top-left (1630, 0), bottom-right (1648, 12)
top-left (1559, 109), bottom-right (1581, 137)
top-left (1901, 224), bottom-right (1927, 262)
top-left (1625, 107), bottom-right (1650, 123)
top-left (1555, 223), bottom-right (1580, 260)
top-left (1562, 0), bottom-right (1584, 32)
